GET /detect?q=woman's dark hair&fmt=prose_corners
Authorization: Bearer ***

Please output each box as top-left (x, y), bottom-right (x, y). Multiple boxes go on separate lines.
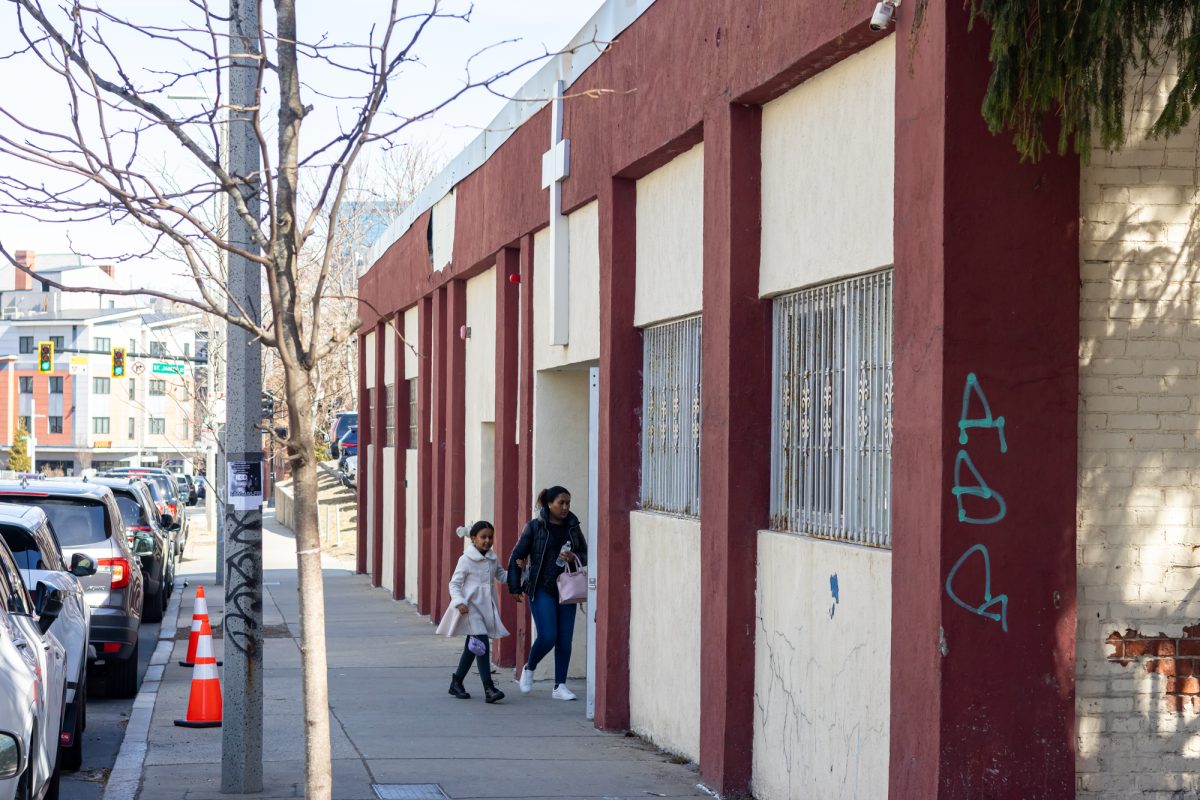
top-left (537, 485), bottom-right (570, 510)
top-left (468, 520), bottom-right (494, 539)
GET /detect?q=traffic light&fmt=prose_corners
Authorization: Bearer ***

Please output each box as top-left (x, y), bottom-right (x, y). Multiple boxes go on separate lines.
top-left (36, 341), bottom-right (53, 374)
top-left (261, 392), bottom-right (276, 419)
top-left (111, 347), bottom-right (126, 378)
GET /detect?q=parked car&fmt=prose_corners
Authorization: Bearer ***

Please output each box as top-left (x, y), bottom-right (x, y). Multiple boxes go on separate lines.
top-left (0, 535), bottom-right (67, 800)
top-left (175, 474), bottom-right (197, 506)
top-left (0, 504), bottom-right (95, 772)
top-left (104, 468), bottom-right (188, 557)
top-left (328, 411), bottom-right (357, 460)
top-left (0, 481), bottom-right (144, 698)
top-left (89, 478), bottom-right (173, 623)
top-left (337, 427), bottom-right (358, 469)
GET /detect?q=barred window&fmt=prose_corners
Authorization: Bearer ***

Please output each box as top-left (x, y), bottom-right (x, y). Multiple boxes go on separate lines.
top-left (640, 316), bottom-right (702, 517)
top-left (385, 384), bottom-right (395, 448)
top-left (407, 378), bottom-right (418, 450)
top-left (770, 270), bottom-right (893, 547)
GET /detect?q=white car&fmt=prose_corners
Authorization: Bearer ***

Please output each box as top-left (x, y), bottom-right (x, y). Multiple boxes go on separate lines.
top-left (0, 538), bottom-right (67, 800)
top-left (0, 505), bottom-right (95, 771)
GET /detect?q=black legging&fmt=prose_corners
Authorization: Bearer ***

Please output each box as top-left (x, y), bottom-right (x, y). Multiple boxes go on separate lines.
top-left (453, 635), bottom-right (492, 685)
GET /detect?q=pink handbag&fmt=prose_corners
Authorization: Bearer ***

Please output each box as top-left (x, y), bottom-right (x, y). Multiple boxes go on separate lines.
top-left (556, 561), bottom-right (587, 604)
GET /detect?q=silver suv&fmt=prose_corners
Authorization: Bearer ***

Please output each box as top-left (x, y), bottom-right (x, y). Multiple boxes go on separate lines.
top-left (0, 481), bottom-right (144, 698)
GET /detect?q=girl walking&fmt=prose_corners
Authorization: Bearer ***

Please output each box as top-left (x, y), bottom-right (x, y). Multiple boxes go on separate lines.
top-left (435, 520), bottom-right (509, 703)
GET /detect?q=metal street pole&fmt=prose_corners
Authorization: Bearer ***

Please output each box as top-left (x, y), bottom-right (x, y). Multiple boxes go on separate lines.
top-left (222, 0), bottom-right (263, 792)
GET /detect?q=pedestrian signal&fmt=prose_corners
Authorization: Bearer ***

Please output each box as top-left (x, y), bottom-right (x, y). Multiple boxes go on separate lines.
top-left (111, 347), bottom-right (126, 378)
top-left (36, 341), bottom-right (53, 374)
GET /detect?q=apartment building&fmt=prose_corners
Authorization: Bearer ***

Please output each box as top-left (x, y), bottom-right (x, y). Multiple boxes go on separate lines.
top-left (0, 307), bottom-right (207, 474)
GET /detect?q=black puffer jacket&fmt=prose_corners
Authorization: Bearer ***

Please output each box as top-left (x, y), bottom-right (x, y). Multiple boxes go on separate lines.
top-left (506, 510), bottom-right (587, 596)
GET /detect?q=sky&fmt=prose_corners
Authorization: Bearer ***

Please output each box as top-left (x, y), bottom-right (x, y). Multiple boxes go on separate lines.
top-left (0, 1), bottom-right (606, 294)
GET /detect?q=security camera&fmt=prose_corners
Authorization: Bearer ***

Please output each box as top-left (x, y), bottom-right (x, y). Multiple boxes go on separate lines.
top-left (870, 0), bottom-right (899, 31)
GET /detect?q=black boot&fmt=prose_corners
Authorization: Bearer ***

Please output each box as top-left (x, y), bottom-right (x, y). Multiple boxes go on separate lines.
top-left (483, 682), bottom-right (505, 704)
top-left (448, 675), bottom-right (471, 699)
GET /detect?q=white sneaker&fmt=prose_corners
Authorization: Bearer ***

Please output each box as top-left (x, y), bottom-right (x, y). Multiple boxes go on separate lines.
top-left (552, 683), bottom-right (577, 701)
top-left (519, 665), bottom-right (534, 694)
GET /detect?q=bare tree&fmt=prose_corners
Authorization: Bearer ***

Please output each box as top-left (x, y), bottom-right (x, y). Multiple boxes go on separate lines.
top-left (0, 3), bottom-right (589, 797)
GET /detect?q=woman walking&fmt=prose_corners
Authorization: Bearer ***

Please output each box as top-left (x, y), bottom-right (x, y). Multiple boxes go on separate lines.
top-left (508, 485), bottom-right (587, 700)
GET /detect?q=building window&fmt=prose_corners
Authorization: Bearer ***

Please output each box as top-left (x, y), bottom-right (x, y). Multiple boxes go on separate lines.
top-left (128, 417), bottom-right (135, 440)
top-left (129, 378), bottom-right (136, 400)
top-left (769, 270), bottom-right (894, 547)
top-left (50, 336), bottom-right (64, 350)
top-left (149, 380), bottom-right (166, 396)
top-left (129, 339), bottom-right (137, 355)
top-left (149, 417), bottom-right (165, 435)
top-left (48, 377), bottom-right (63, 394)
top-left (18, 416), bottom-right (31, 434)
top-left (95, 336), bottom-right (111, 352)
top-left (48, 416), bottom-right (62, 434)
top-left (385, 384), bottom-right (395, 448)
top-left (18, 337), bottom-right (32, 355)
top-left (149, 341), bottom-right (166, 357)
top-left (92, 417), bottom-right (110, 435)
top-left (92, 377), bottom-right (110, 395)
top-left (184, 343), bottom-right (191, 358)
top-left (640, 315), bottom-right (703, 517)
top-left (408, 378), bottom-right (418, 450)
top-left (18, 377), bottom-right (32, 395)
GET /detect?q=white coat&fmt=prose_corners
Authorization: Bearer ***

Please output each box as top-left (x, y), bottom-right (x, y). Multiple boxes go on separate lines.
top-left (434, 544), bottom-right (510, 638)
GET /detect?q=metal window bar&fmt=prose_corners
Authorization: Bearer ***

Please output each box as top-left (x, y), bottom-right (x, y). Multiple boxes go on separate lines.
top-left (640, 316), bottom-right (702, 517)
top-left (385, 384), bottom-right (396, 448)
top-left (770, 270), bottom-right (893, 547)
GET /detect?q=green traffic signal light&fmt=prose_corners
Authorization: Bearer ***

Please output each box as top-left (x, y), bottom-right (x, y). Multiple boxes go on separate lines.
top-left (36, 341), bottom-right (53, 374)
top-left (111, 347), bottom-right (126, 378)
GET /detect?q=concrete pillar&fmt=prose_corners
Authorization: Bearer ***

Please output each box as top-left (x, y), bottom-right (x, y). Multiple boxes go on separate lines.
top-left (493, 246), bottom-right (521, 667)
top-left (889, 2), bottom-right (1079, 796)
top-left (514, 235), bottom-right (536, 667)
top-left (698, 101), bottom-right (769, 795)
top-left (392, 313), bottom-right (407, 600)
top-left (355, 334), bottom-right (369, 576)
top-left (416, 295), bottom-right (434, 616)
top-left (372, 318), bottom-right (386, 587)
top-left (595, 176), bottom-right (639, 731)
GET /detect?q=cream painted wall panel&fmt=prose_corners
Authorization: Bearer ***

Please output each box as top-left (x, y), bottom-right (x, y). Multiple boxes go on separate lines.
top-left (364, 331), bottom-right (376, 389)
top-left (634, 144), bottom-right (704, 327)
top-left (752, 532), bottom-right (891, 800)
top-left (533, 201), bottom-right (601, 371)
top-left (431, 190), bottom-right (456, 271)
top-left (531, 370), bottom-right (591, 679)
top-left (364, 446), bottom-right (374, 573)
top-left (760, 38), bottom-right (895, 298)
top-left (465, 268), bottom-right (497, 526)
top-left (403, 307), bottom-right (418, 379)
top-left (381, 450), bottom-right (395, 592)
top-left (384, 324), bottom-right (396, 385)
top-left (629, 511), bottom-right (701, 759)
top-left (405, 450), bottom-right (419, 604)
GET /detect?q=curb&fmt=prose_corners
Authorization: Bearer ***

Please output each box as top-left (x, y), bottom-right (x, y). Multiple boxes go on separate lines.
top-left (101, 581), bottom-right (187, 800)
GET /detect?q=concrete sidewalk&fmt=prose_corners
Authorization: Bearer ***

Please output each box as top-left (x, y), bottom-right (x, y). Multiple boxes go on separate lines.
top-left (132, 513), bottom-right (707, 799)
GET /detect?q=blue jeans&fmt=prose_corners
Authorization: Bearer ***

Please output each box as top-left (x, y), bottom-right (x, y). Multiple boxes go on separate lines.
top-left (526, 589), bottom-right (577, 685)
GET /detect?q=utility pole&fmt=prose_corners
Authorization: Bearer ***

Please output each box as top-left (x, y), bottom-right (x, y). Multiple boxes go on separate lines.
top-left (222, 0), bottom-right (263, 792)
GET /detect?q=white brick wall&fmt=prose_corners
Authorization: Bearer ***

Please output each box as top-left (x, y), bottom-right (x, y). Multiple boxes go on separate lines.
top-left (1078, 62), bottom-right (1200, 798)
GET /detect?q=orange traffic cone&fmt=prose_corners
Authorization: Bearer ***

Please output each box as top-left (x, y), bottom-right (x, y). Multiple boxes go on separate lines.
top-left (174, 626), bottom-right (222, 728)
top-left (179, 586), bottom-right (221, 667)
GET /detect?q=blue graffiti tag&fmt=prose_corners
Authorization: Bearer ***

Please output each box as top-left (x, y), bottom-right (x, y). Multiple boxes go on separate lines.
top-left (958, 372), bottom-right (1008, 453)
top-left (945, 544), bottom-right (1009, 632)
top-left (829, 573), bottom-right (839, 619)
top-left (952, 449), bottom-right (1008, 525)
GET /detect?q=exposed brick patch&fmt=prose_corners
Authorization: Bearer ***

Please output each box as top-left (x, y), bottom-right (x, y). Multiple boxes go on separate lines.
top-left (1106, 628), bottom-right (1200, 711)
